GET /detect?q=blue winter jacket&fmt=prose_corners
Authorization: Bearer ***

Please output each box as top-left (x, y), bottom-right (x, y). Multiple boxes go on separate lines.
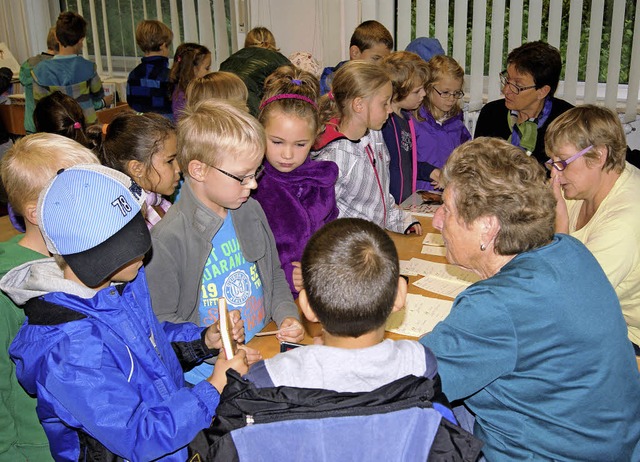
top-left (7, 265), bottom-right (220, 462)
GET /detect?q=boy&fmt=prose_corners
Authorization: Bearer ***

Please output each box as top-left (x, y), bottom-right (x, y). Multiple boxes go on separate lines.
top-left (127, 20), bottom-right (174, 117)
top-left (245, 218), bottom-right (438, 392)
top-left (1, 164), bottom-right (247, 461)
top-left (19, 27), bottom-right (58, 134)
top-left (0, 134), bottom-right (98, 461)
top-left (146, 100), bottom-right (303, 384)
top-left (32, 11), bottom-right (113, 125)
top-left (319, 20), bottom-right (393, 95)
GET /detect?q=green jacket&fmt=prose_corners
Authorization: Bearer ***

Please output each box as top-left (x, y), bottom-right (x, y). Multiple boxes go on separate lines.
top-left (0, 235), bottom-right (52, 461)
top-left (219, 47), bottom-right (290, 116)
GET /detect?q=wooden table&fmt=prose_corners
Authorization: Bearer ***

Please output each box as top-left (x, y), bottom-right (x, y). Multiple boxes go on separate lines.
top-left (246, 216), bottom-right (453, 359)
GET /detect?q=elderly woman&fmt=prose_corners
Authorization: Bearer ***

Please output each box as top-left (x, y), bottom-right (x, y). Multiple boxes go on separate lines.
top-left (546, 105), bottom-right (640, 356)
top-left (474, 41), bottom-right (573, 164)
top-left (419, 137), bottom-right (640, 461)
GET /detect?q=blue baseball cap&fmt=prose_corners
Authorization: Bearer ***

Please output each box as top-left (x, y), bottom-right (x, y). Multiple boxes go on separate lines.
top-left (37, 164), bottom-right (151, 287)
top-left (405, 37), bottom-right (445, 62)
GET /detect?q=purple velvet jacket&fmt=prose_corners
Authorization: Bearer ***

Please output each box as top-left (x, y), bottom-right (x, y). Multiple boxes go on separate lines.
top-left (413, 108), bottom-right (471, 191)
top-left (253, 158), bottom-right (339, 296)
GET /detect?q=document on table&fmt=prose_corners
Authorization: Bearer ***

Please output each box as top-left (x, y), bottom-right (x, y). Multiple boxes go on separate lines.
top-left (422, 233), bottom-right (444, 247)
top-left (399, 260), bottom-right (419, 276)
top-left (421, 245), bottom-right (447, 257)
top-left (404, 258), bottom-right (480, 298)
top-left (386, 293), bottom-right (453, 336)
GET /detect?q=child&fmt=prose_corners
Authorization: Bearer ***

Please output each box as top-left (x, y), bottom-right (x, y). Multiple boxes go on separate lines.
top-left (32, 11), bottom-right (114, 125)
top-left (185, 71), bottom-right (249, 112)
top-left (219, 27), bottom-right (291, 116)
top-left (33, 91), bottom-right (95, 149)
top-left (253, 65), bottom-right (339, 297)
top-left (245, 218), bottom-right (438, 393)
top-left (95, 112), bottom-right (179, 228)
top-left (146, 100), bottom-right (304, 384)
top-left (170, 43), bottom-right (211, 118)
top-left (313, 60), bottom-right (421, 235)
top-left (319, 20), bottom-right (393, 95)
top-left (413, 55), bottom-right (471, 191)
top-left (0, 134), bottom-right (99, 462)
top-left (127, 19), bottom-right (174, 117)
top-left (19, 27), bottom-right (58, 134)
top-left (1, 164), bottom-right (247, 461)
top-left (380, 51), bottom-right (441, 204)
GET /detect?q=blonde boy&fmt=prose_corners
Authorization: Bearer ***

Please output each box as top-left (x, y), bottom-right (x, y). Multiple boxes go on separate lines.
top-left (146, 100), bottom-right (303, 384)
top-left (0, 134), bottom-right (98, 461)
top-left (127, 19), bottom-right (174, 115)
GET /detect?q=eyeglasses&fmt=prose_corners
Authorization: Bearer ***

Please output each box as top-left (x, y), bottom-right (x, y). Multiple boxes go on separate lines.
top-left (211, 164), bottom-right (264, 185)
top-left (545, 145), bottom-right (593, 172)
top-left (499, 71), bottom-right (537, 94)
top-left (432, 87), bottom-right (464, 100)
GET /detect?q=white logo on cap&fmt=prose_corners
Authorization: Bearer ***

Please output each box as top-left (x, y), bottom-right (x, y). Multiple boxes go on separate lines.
top-left (111, 195), bottom-right (132, 216)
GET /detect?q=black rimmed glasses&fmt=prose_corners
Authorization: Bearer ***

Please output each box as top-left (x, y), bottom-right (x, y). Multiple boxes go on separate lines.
top-left (211, 164), bottom-right (265, 185)
top-left (499, 71), bottom-right (537, 94)
top-left (545, 145), bottom-right (593, 172)
top-left (432, 87), bottom-right (465, 100)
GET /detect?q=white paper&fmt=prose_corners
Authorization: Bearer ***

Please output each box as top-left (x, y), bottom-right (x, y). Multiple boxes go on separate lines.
top-left (399, 191), bottom-right (441, 217)
top-left (403, 258), bottom-right (480, 298)
top-left (421, 245), bottom-right (447, 257)
top-left (399, 260), bottom-right (419, 276)
top-left (413, 276), bottom-right (469, 298)
top-left (385, 293), bottom-right (453, 336)
top-left (422, 233), bottom-right (444, 247)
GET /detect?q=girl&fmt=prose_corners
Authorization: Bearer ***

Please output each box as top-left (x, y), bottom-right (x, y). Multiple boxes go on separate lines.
top-left (33, 91), bottom-right (96, 150)
top-left (380, 51), bottom-right (440, 204)
top-left (170, 43), bottom-right (211, 118)
top-left (252, 65), bottom-right (339, 296)
top-left (313, 60), bottom-right (422, 235)
top-left (185, 71), bottom-right (249, 112)
top-left (413, 55), bottom-right (471, 191)
top-left (94, 112), bottom-right (179, 228)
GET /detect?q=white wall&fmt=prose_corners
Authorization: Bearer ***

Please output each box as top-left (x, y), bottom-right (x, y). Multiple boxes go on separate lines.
top-left (245, 0), bottom-right (395, 68)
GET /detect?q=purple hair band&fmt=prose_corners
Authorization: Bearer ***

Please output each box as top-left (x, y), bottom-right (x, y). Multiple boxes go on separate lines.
top-left (259, 93), bottom-right (317, 110)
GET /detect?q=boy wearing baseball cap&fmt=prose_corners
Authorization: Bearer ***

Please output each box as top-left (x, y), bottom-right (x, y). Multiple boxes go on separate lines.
top-left (0, 164), bottom-right (247, 461)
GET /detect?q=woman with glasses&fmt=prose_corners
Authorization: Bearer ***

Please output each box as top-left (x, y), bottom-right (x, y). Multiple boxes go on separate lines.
top-left (474, 41), bottom-right (573, 165)
top-left (420, 137), bottom-right (640, 461)
top-left (412, 55), bottom-right (471, 191)
top-left (546, 105), bottom-right (640, 358)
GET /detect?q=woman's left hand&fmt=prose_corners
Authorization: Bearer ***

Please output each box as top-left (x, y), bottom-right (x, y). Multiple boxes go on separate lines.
top-left (277, 317), bottom-right (305, 343)
top-left (552, 176), bottom-right (569, 233)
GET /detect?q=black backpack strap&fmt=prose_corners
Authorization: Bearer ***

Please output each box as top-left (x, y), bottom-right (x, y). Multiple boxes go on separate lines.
top-left (24, 298), bottom-right (87, 325)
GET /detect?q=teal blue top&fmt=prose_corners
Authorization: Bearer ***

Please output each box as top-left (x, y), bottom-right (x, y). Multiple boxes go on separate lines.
top-left (421, 234), bottom-right (640, 461)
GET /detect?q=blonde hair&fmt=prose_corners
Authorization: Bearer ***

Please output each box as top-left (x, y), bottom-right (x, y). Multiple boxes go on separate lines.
top-left (135, 20), bottom-right (173, 53)
top-left (442, 137), bottom-right (555, 255)
top-left (380, 51), bottom-right (429, 104)
top-left (259, 65), bottom-right (320, 134)
top-left (185, 71), bottom-right (249, 112)
top-left (318, 60), bottom-right (390, 126)
top-left (244, 27), bottom-right (278, 51)
top-left (420, 55), bottom-right (464, 120)
top-left (177, 99), bottom-right (265, 174)
top-left (1, 133), bottom-right (99, 216)
top-left (46, 27), bottom-right (59, 52)
top-left (545, 105), bottom-right (626, 174)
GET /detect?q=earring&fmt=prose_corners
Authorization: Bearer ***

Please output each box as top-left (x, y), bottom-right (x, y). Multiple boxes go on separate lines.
top-left (480, 243), bottom-right (486, 251)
